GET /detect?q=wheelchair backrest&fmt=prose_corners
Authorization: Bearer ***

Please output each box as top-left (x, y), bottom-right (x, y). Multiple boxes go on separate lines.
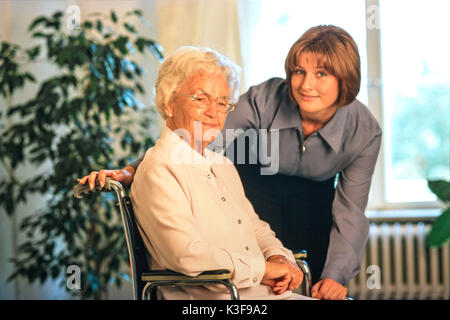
top-left (116, 194), bottom-right (150, 300)
top-left (74, 178), bottom-right (150, 300)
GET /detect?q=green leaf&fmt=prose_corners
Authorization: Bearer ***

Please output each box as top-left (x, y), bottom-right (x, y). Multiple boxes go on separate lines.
top-left (96, 20), bottom-right (103, 33)
top-left (31, 31), bottom-right (49, 39)
top-left (83, 21), bottom-right (93, 29)
top-left (5, 195), bottom-right (15, 215)
top-left (428, 180), bottom-right (450, 202)
top-left (126, 9), bottom-right (143, 17)
top-left (113, 36), bottom-right (129, 55)
top-left (111, 11), bottom-right (117, 23)
top-left (52, 11), bottom-right (63, 20)
top-left (428, 208), bottom-right (450, 247)
top-left (135, 83), bottom-right (145, 94)
top-left (124, 23), bottom-right (136, 34)
top-left (146, 41), bottom-right (164, 61)
top-left (134, 38), bottom-right (164, 61)
top-left (24, 72), bottom-right (36, 83)
top-left (28, 17), bottom-right (48, 31)
top-left (26, 46), bottom-right (41, 60)
top-left (50, 265), bottom-right (60, 279)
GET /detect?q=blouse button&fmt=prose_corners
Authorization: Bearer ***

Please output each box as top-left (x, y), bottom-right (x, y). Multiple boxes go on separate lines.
top-left (253, 278), bottom-right (258, 283)
top-left (221, 196), bottom-right (226, 202)
top-left (207, 173), bottom-right (213, 179)
top-left (245, 246), bottom-right (249, 251)
top-left (237, 219), bottom-right (242, 224)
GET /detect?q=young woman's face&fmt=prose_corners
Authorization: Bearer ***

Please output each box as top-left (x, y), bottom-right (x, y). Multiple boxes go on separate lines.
top-left (290, 53), bottom-right (340, 116)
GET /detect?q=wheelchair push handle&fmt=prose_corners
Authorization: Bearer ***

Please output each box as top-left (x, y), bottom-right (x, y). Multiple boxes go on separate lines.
top-left (73, 177), bottom-right (115, 198)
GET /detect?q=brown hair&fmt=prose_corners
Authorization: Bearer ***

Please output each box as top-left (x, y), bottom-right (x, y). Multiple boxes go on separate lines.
top-left (285, 25), bottom-right (361, 108)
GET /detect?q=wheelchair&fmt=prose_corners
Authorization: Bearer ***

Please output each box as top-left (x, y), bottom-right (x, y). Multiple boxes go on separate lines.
top-left (73, 177), bottom-right (312, 300)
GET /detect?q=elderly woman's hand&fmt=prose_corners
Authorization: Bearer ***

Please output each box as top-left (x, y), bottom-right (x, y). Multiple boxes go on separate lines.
top-left (77, 166), bottom-right (135, 189)
top-left (262, 255), bottom-right (303, 295)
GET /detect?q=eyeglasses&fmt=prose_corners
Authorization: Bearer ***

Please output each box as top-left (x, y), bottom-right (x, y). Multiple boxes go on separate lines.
top-left (182, 91), bottom-right (236, 113)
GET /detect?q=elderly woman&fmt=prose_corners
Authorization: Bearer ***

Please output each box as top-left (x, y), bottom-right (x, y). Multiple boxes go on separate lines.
top-left (81, 25), bottom-right (381, 300)
top-left (124, 46), bottom-right (306, 300)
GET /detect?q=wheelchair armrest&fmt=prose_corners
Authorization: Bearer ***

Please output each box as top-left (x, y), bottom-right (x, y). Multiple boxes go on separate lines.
top-left (141, 269), bottom-right (232, 281)
top-left (140, 269), bottom-right (239, 300)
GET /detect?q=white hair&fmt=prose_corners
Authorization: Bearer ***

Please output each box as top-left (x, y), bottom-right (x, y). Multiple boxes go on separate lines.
top-left (154, 46), bottom-right (241, 119)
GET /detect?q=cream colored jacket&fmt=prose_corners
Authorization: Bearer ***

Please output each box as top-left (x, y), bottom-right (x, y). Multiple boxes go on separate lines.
top-left (130, 127), bottom-right (295, 300)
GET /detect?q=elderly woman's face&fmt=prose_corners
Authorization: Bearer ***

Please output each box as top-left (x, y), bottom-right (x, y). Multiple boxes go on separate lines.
top-left (291, 53), bottom-right (339, 117)
top-left (165, 72), bottom-right (230, 150)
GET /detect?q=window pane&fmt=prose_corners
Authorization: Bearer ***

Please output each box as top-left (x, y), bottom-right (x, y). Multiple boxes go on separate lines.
top-left (379, 0), bottom-right (450, 202)
top-left (240, 0), bottom-right (367, 104)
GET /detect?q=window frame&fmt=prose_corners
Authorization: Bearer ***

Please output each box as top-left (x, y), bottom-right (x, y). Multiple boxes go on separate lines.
top-left (364, 0), bottom-right (443, 210)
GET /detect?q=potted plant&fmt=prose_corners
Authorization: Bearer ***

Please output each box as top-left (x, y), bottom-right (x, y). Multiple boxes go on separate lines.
top-left (0, 9), bottom-right (163, 299)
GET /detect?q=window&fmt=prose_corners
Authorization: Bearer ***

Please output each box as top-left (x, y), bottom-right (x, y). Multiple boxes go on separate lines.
top-left (379, 0), bottom-right (450, 203)
top-left (238, 0), bottom-right (449, 208)
top-left (239, 0), bottom-right (368, 104)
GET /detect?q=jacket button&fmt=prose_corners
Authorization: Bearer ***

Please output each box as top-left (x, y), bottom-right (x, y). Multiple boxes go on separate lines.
top-left (221, 196), bottom-right (226, 202)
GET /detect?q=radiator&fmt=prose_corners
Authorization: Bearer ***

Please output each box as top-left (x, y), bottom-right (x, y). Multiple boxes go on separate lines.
top-left (347, 219), bottom-right (450, 300)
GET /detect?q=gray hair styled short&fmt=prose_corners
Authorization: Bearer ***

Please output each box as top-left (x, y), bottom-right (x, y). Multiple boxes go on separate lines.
top-left (154, 46), bottom-right (241, 119)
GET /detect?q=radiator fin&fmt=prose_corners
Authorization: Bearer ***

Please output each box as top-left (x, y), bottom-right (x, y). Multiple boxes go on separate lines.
top-left (347, 221), bottom-right (450, 300)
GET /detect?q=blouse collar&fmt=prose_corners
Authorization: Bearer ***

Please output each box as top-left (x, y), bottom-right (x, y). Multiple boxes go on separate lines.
top-left (270, 96), bottom-right (352, 153)
top-left (160, 126), bottom-right (225, 172)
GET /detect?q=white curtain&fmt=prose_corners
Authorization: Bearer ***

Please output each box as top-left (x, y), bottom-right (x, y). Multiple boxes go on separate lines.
top-left (155, 0), bottom-right (245, 91)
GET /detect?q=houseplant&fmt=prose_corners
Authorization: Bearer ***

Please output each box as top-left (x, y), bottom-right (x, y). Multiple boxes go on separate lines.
top-left (427, 179), bottom-right (450, 248)
top-left (0, 9), bottom-right (163, 299)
